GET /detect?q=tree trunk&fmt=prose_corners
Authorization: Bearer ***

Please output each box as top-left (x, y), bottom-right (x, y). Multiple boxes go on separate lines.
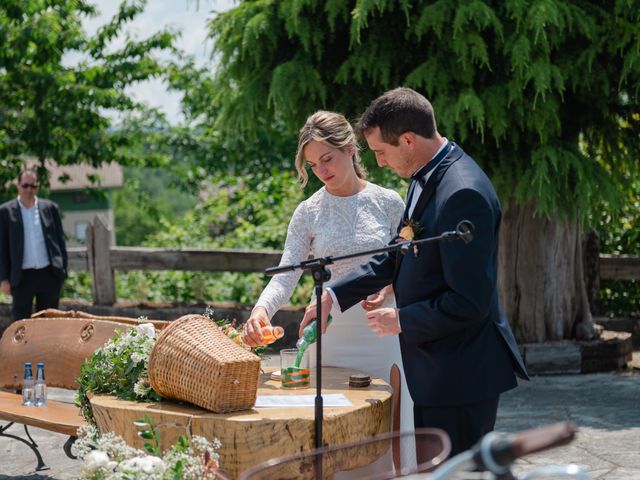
top-left (582, 228), bottom-right (601, 316)
top-left (498, 199), bottom-right (596, 343)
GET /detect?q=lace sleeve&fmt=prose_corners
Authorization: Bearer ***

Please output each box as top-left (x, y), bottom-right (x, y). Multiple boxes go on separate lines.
top-left (254, 201), bottom-right (312, 319)
top-left (387, 191), bottom-right (405, 236)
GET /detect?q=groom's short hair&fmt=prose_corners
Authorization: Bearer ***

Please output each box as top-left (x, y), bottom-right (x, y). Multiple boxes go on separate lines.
top-left (357, 87), bottom-right (438, 145)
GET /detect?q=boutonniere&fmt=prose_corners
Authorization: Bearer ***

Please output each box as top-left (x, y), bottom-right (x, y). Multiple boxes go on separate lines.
top-left (397, 219), bottom-right (423, 256)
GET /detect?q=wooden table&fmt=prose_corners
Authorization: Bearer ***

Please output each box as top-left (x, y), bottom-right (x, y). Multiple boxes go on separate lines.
top-left (90, 366), bottom-right (392, 478)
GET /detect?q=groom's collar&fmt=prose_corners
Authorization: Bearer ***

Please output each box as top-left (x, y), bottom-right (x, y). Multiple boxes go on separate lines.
top-left (410, 139), bottom-right (450, 186)
top-left (410, 138), bottom-right (449, 178)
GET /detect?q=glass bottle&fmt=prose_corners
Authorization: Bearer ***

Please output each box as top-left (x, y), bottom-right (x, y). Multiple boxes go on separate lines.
top-left (22, 362), bottom-right (35, 406)
top-left (35, 362), bottom-right (47, 407)
top-left (260, 325), bottom-right (284, 345)
top-left (295, 316), bottom-right (333, 350)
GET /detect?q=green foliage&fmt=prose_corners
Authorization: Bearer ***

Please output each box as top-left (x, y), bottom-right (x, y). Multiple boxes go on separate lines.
top-left (136, 415), bottom-right (163, 457)
top-left (141, 169), bottom-right (304, 249)
top-left (61, 271), bottom-right (93, 301)
top-left (112, 167), bottom-right (197, 246)
top-left (63, 171), bottom-right (315, 306)
top-left (0, 0), bottom-right (177, 192)
top-left (75, 323), bottom-right (161, 425)
top-left (206, 0), bottom-right (640, 221)
top-left (142, 170), bottom-right (311, 305)
top-left (73, 421), bottom-right (222, 479)
top-left (593, 177), bottom-right (640, 317)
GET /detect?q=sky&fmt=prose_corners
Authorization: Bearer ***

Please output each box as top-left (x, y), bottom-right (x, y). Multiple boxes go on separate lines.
top-left (68, 0), bottom-right (236, 124)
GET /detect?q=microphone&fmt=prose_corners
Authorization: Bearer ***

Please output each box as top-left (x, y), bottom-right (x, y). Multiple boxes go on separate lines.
top-left (455, 220), bottom-right (475, 244)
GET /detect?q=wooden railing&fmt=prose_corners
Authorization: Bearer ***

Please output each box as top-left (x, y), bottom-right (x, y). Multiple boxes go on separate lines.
top-left (69, 216), bottom-right (283, 304)
top-left (70, 216), bottom-right (640, 305)
top-left (599, 254), bottom-right (640, 281)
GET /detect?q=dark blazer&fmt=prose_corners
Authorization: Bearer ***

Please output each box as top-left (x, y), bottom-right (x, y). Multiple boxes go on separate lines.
top-left (0, 198), bottom-right (68, 288)
top-left (332, 143), bottom-right (528, 407)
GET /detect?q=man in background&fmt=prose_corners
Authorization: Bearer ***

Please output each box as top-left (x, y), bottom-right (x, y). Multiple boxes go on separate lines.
top-left (0, 169), bottom-right (68, 321)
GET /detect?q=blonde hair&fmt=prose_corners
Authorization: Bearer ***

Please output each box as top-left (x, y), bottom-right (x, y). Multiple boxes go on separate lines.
top-left (294, 110), bottom-right (367, 187)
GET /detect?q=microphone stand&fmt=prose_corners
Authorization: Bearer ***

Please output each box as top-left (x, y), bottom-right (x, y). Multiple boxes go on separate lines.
top-left (264, 220), bottom-right (474, 478)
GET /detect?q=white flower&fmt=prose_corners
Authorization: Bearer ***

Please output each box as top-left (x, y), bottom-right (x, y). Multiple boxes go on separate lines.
top-left (191, 435), bottom-right (221, 455)
top-left (130, 351), bottom-right (145, 364)
top-left (71, 432), bottom-right (94, 458)
top-left (136, 323), bottom-right (156, 340)
top-left (84, 450), bottom-right (109, 472)
top-left (133, 378), bottom-right (150, 398)
top-left (75, 425), bottom-right (222, 480)
top-left (119, 455), bottom-right (166, 474)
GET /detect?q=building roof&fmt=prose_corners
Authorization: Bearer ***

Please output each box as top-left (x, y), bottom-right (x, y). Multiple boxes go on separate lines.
top-left (46, 161), bottom-right (124, 191)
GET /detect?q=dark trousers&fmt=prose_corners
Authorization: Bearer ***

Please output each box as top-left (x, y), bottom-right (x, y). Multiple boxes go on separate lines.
top-left (414, 396), bottom-right (499, 458)
top-left (11, 267), bottom-right (63, 321)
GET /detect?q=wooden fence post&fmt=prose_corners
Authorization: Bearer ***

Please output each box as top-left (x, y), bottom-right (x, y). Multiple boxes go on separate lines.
top-left (87, 215), bottom-right (116, 305)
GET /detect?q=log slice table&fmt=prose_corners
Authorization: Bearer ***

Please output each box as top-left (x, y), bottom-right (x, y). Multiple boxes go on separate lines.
top-left (90, 366), bottom-right (392, 478)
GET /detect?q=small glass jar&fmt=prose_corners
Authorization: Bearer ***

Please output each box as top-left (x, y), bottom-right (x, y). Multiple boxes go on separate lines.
top-left (280, 348), bottom-right (310, 389)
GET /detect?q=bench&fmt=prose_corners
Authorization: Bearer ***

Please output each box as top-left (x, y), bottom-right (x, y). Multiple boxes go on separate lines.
top-left (0, 311), bottom-right (169, 471)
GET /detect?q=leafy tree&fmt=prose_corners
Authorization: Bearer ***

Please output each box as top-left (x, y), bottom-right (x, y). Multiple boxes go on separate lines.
top-left (0, 0), bottom-right (177, 192)
top-left (164, 52), bottom-right (404, 193)
top-left (206, 0), bottom-right (640, 342)
top-left (112, 166), bottom-right (197, 246)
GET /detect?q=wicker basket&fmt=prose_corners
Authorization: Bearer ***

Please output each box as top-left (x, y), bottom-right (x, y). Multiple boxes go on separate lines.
top-left (148, 314), bottom-right (261, 413)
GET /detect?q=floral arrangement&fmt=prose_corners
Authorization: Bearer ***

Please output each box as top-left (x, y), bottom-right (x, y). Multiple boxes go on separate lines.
top-left (72, 418), bottom-right (223, 480)
top-left (76, 309), bottom-right (263, 425)
top-left (76, 321), bottom-right (160, 424)
top-left (397, 219), bottom-right (423, 256)
top-left (398, 218), bottom-right (422, 242)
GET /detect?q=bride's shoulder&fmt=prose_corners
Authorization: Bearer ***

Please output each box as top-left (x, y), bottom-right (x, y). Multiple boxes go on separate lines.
top-left (303, 187), bottom-right (328, 205)
top-left (293, 187), bottom-right (325, 216)
top-left (364, 182), bottom-right (403, 204)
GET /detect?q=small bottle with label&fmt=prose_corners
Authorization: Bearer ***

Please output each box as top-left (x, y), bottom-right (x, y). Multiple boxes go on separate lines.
top-left (260, 325), bottom-right (284, 345)
top-left (35, 362), bottom-right (47, 407)
top-left (22, 362), bottom-right (35, 406)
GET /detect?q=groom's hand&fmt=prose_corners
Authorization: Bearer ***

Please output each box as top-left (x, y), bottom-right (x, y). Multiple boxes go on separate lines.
top-left (360, 290), bottom-right (385, 311)
top-left (300, 290), bottom-right (333, 337)
top-left (366, 307), bottom-right (401, 336)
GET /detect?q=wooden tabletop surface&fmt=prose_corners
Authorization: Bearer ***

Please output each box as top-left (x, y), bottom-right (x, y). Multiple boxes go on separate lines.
top-left (90, 366), bottom-right (393, 478)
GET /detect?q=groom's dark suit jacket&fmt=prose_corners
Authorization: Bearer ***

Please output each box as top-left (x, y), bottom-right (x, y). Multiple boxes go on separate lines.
top-left (332, 143), bottom-right (528, 407)
top-left (0, 198), bottom-right (68, 288)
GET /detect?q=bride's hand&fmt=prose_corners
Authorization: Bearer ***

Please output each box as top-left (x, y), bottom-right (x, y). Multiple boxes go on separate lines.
top-left (242, 307), bottom-right (270, 347)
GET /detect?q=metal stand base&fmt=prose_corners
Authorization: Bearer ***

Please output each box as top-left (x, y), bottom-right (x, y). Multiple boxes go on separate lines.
top-left (0, 422), bottom-right (49, 471)
top-left (64, 435), bottom-right (78, 459)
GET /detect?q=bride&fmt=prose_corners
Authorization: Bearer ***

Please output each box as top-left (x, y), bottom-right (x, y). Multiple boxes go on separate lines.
top-left (242, 110), bottom-right (415, 474)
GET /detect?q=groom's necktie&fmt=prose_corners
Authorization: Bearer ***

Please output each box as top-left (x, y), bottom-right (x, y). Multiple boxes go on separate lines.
top-left (406, 141), bottom-right (452, 216)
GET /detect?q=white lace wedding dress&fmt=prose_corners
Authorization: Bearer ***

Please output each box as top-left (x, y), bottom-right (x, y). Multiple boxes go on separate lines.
top-left (254, 182), bottom-right (416, 474)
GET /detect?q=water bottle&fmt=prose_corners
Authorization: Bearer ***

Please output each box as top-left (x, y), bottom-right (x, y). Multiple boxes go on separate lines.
top-left (22, 362), bottom-right (35, 406)
top-left (35, 362), bottom-right (47, 407)
top-left (259, 325), bottom-right (284, 345)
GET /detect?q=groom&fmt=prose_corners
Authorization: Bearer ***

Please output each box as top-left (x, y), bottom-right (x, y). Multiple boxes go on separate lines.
top-left (301, 87), bottom-right (528, 456)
